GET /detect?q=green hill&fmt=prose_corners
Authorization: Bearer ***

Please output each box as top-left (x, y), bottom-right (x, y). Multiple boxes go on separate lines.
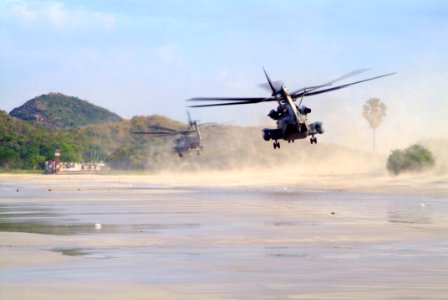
top-left (9, 93), bottom-right (122, 128)
top-left (0, 109), bottom-right (189, 170)
top-left (0, 110), bottom-right (86, 169)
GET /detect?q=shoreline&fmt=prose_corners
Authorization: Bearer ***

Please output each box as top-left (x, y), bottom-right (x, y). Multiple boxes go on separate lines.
top-left (1, 171), bottom-right (447, 197)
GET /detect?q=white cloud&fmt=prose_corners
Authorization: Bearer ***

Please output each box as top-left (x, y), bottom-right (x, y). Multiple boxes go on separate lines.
top-left (157, 43), bottom-right (177, 63)
top-left (3, 0), bottom-right (116, 31)
top-left (217, 69), bottom-right (252, 91)
top-left (156, 43), bottom-right (184, 68)
top-left (10, 1), bottom-right (37, 21)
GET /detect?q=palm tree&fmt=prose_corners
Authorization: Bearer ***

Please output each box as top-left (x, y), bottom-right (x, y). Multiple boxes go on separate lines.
top-left (363, 98), bottom-right (387, 151)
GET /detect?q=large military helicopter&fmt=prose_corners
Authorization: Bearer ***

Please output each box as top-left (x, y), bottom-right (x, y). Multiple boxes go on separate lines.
top-left (132, 112), bottom-right (202, 157)
top-left (188, 69), bottom-right (394, 149)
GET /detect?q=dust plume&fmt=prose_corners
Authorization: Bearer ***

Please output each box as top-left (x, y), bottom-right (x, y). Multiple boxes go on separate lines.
top-left (143, 125), bottom-right (385, 175)
top-left (137, 123), bottom-right (447, 192)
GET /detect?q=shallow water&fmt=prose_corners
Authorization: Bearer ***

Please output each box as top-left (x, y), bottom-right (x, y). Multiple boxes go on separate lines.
top-left (1, 177), bottom-right (447, 299)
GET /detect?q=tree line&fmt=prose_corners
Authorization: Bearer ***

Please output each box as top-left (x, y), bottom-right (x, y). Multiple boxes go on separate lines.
top-left (0, 111), bottom-right (185, 170)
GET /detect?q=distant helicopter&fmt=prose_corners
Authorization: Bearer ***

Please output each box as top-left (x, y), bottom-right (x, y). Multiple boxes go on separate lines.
top-left (132, 112), bottom-right (202, 157)
top-left (189, 68), bottom-right (394, 149)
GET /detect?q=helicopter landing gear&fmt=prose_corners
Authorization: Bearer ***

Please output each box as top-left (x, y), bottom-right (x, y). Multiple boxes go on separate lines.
top-left (273, 141), bottom-right (280, 149)
top-left (178, 152), bottom-right (184, 158)
top-left (310, 137), bottom-right (317, 144)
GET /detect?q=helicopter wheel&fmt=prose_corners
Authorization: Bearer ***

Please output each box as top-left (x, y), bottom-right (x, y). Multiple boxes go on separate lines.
top-left (273, 141), bottom-right (280, 149)
top-left (310, 137), bottom-right (317, 144)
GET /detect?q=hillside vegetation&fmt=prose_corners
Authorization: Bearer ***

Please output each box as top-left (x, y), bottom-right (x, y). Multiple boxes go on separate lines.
top-left (2, 94), bottom-right (447, 174)
top-left (80, 115), bottom-right (186, 170)
top-left (1, 107), bottom-right (379, 172)
top-left (0, 111), bottom-right (85, 169)
top-left (9, 93), bottom-right (122, 128)
top-left (0, 110), bottom-right (189, 170)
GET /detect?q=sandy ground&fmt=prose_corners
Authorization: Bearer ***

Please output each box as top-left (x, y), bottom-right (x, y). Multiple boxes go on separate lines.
top-left (1, 172), bottom-right (447, 299)
top-left (2, 169), bottom-right (448, 195)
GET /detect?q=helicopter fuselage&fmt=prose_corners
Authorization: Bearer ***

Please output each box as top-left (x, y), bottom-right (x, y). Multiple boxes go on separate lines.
top-left (262, 85), bottom-right (324, 147)
top-left (172, 124), bottom-right (202, 157)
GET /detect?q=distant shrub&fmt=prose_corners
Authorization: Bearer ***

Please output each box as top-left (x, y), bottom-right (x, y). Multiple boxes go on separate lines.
top-left (387, 144), bottom-right (435, 175)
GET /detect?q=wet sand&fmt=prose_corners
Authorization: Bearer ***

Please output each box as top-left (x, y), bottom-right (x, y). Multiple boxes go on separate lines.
top-left (1, 173), bottom-right (447, 299)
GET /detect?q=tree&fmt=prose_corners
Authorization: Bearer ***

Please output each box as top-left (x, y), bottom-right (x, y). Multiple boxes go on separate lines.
top-left (0, 147), bottom-right (19, 169)
top-left (387, 144), bottom-right (435, 174)
top-left (363, 98), bottom-right (387, 151)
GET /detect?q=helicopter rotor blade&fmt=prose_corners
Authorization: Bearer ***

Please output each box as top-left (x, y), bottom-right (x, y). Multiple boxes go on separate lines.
top-left (263, 67), bottom-right (282, 96)
top-left (188, 70), bottom-right (395, 107)
top-left (290, 68), bottom-right (370, 97)
top-left (133, 129), bottom-right (195, 135)
top-left (187, 111), bottom-right (193, 126)
top-left (301, 72), bottom-right (396, 97)
top-left (189, 102), bottom-right (260, 108)
top-left (189, 98), bottom-right (277, 108)
top-left (188, 97), bottom-right (269, 102)
top-left (325, 68), bottom-right (370, 85)
top-left (257, 81), bottom-right (284, 93)
top-left (146, 125), bottom-right (178, 132)
top-left (132, 131), bottom-right (179, 136)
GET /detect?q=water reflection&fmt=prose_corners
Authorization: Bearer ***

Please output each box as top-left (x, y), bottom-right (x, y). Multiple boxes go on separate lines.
top-left (0, 222), bottom-right (102, 235)
top-left (388, 211), bottom-right (432, 224)
top-left (0, 203), bottom-right (200, 235)
top-left (0, 221), bottom-right (200, 235)
top-left (387, 201), bottom-right (432, 224)
top-left (52, 248), bottom-right (91, 256)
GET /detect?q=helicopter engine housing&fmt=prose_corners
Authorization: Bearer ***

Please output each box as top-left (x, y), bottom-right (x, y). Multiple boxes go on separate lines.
top-left (268, 109), bottom-right (280, 120)
top-left (310, 121), bottom-right (324, 134)
top-left (299, 105), bottom-right (312, 115)
top-left (262, 128), bottom-right (283, 141)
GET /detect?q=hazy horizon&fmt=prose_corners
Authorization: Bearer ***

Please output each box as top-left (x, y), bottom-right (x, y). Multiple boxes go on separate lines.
top-left (1, 0), bottom-right (447, 153)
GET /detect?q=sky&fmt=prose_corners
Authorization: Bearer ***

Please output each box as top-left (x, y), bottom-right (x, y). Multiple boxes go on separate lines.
top-left (1, 0), bottom-right (447, 152)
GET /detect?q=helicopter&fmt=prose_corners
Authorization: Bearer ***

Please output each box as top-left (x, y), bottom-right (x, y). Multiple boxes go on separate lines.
top-left (132, 112), bottom-right (202, 157)
top-left (188, 68), bottom-right (394, 149)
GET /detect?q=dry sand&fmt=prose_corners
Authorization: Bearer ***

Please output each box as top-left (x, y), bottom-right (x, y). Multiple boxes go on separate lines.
top-left (1, 171), bottom-right (447, 299)
top-left (2, 168), bottom-right (447, 196)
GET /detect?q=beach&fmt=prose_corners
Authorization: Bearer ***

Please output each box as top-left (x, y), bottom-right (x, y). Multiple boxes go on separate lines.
top-left (1, 172), bottom-right (447, 299)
